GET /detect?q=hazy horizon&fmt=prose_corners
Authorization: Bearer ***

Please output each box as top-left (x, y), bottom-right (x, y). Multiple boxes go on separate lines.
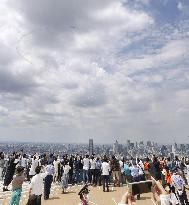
top-left (0, 0), bottom-right (189, 144)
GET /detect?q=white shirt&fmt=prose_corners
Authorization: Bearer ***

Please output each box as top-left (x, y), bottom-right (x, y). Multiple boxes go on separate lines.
top-left (29, 159), bottom-right (39, 176)
top-left (119, 160), bottom-right (124, 173)
top-left (186, 165), bottom-right (189, 174)
top-left (160, 194), bottom-right (170, 205)
top-left (170, 193), bottom-right (179, 205)
top-left (53, 160), bottom-right (59, 172)
top-left (63, 165), bottom-right (71, 175)
top-left (83, 158), bottom-right (90, 170)
top-left (101, 162), bottom-right (110, 175)
top-left (30, 173), bottom-right (47, 195)
top-left (90, 159), bottom-right (96, 169)
top-left (21, 158), bottom-right (27, 168)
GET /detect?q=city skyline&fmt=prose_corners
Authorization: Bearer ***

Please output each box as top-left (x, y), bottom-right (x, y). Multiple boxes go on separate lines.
top-left (0, 0), bottom-right (189, 143)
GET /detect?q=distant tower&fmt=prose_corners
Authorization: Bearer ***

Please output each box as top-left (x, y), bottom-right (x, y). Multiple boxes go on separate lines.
top-left (89, 139), bottom-right (94, 155)
top-left (113, 140), bottom-right (119, 154)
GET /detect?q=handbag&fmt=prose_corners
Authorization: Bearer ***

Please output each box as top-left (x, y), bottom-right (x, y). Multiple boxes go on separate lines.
top-left (26, 195), bottom-right (37, 205)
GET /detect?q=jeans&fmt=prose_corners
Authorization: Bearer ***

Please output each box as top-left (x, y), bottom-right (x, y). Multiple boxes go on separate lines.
top-left (83, 169), bottom-right (89, 183)
top-left (95, 169), bottom-right (101, 186)
top-left (75, 169), bottom-right (83, 183)
top-left (44, 175), bottom-right (53, 199)
top-left (102, 175), bottom-right (109, 191)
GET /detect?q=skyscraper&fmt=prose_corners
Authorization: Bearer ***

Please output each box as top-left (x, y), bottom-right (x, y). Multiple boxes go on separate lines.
top-left (89, 139), bottom-right (94, 155)
top-left (113, 140), bottom-right (119, 154)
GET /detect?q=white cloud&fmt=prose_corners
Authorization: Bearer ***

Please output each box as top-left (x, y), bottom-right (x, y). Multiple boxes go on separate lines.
top-left (177, 2), bottom-right (184, 11)
top-left (0, 0), bottom-right (189, 143)
top-left (121, 39), bottom-right (189, 74)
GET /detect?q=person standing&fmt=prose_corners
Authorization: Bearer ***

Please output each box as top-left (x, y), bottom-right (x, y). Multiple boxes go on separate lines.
top-left (28, 166), bottom-right (47, 205)
top-left (110, 155), bottom-right (120, 187)
top-left (95, 157), bottom-right (102, 186)
top-left (89, 156), bottom-right (96, 185)
top-left (0, 153), bottom-right (5, 181)
top-left (171, 167), bottom-right (189, 205)
top-left (61, 161), bottom-right (71, 194)
top-left (3, 154), bottom-right (19, 191)
top-left (9, 166), bottom-right (25, 205)
top-left (101, 156), bottom-right (110, 192)
top-left (83, 155), bottom-right (90, 184)
top-left (53, 157), bottom-right (59, 183)
top-left (124, 162), bottom-right (131, 184)
top-left (29, 156), bottom-right (39, 180)
top-left (44, 162), bottom-right (54, 200)
top-left (143, 157), bottom-right (151, 180)
top-left (130, 162), bottom-right (140, 200)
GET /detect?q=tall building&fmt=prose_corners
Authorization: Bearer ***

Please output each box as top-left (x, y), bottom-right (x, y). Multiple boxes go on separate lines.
top-left (113, 140), bottom-right (119, 154)
top-left (147, 141), bottom-right (152, 147)
top-left (89, 139), bottom-right (94, 155)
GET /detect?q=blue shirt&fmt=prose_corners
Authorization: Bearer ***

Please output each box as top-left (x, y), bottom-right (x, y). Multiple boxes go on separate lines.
top-left (129, 166), bottom-right (139, 177)
top-left (124, 164), bottom-right (131, 175)
top-left (46, 164), bottom-right (55, 175)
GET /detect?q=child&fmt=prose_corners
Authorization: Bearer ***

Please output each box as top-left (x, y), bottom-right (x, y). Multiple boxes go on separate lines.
top-left (78, 185), bottom-right (90, 205)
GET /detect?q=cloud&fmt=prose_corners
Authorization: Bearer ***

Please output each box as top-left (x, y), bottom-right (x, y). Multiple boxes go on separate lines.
top-left (71, 83), bottom-right (107, 108)
top-left (120, 39), bottom-right (189, 74)
top-left (0, 68), bottom-right (38, 94)
top-left (0, 0), bottom-right (188, 143)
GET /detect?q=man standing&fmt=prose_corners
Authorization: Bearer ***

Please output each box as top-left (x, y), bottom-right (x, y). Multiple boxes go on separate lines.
top-left (171, 167), bottom-right (189, 205)
top-left (110, 155), bottom-right (120, 187)
top-left (28, 166), bottom-right (47, 205)
top-left (44, 162), bottom-right (54, 200)
top-left (83, 155), bottom-right (90, 184)
top-left (130, 162), bottom-right (140, 200)
top-left (101, 156), bottom-right (110, 192)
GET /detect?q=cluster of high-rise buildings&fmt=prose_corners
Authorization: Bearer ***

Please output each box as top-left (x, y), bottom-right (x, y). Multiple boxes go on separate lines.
top-left (0, 139), bottom-right (188, 158)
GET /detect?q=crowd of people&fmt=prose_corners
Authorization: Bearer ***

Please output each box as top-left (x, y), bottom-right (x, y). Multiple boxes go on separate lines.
top-left (0, 151), bottom-right (189, 205)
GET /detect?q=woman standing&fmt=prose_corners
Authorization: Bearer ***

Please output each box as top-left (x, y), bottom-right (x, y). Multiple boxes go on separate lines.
top-left (61, 161), bottom-right (71, 194)
top-left (3, 154), bottom-right (19, 191)
top-left (9, 166), bottom-right (25, 205)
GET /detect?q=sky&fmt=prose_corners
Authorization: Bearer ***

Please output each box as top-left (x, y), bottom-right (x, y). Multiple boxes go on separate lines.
top-left (0, 0), bottom-right (189, 144)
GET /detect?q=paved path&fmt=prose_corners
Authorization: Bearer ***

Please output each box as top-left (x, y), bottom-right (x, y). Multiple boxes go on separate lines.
top-left (0, 181), bottom-right (155, 205)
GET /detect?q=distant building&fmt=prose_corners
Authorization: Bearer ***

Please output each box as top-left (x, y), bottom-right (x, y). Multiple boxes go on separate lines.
top-left (147, 141), bottom-right (152, 147)
top-left (127, 140), bottom-right (130, 148)
top-left (113, 140), bottom-right (119, 154)
top-left (89, 139), bottom-right (94, 155)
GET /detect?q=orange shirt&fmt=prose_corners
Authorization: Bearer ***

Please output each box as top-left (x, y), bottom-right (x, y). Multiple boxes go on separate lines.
top-left (144, 162), bottom-right (149, 170)
top-left (165, 171), bottom-right (172, 184)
